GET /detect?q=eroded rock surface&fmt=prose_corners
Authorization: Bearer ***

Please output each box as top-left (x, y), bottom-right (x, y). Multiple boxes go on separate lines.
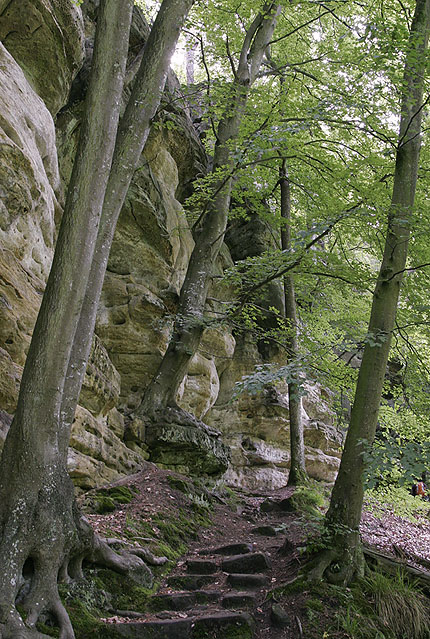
top-left (207, 336), bottom-right (343, 488)
top-left (0, 0), bottom-right (344, 490)
top-left (0, 0), bottom-right (84, 115)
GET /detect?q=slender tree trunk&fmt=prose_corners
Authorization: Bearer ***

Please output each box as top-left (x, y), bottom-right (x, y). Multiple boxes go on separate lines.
top-left (59, 0), bottom-right (196, 448)
top-left (279, 159), bottom-right (307, 486)
top-left (137, 1), bottom-right (282, 419)
top-left (186, 36), bottom-right (197, 85)
top-left (0, 1), bottom-right (195, 637)
top-left (0, 2), bottom-right (133, 637)
top-left (306, 0), bottom-right (430, 585)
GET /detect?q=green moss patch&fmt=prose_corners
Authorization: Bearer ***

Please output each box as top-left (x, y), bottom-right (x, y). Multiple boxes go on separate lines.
top-left (85, 485), bottom-right (137, 514)
top-left (166, 475), bottom-right (191, 493)
top-left (93, 568), bottom-right (154, 612)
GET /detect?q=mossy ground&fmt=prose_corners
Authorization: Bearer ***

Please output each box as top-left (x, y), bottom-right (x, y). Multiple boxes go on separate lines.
top-left (83, 484), bottom-right (137, 514)
top-left (35, 470), bottom-right (430, 639)
top-left (50, 469), bottom-right (216, 638)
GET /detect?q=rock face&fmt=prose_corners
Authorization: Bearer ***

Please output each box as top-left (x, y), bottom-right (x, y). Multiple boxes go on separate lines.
top-left (0, 3), bottom-right (143, 488)
top-left (0, 0), bottom-right (84, 115)
top-left (0, 1), bottom-right (343, 489)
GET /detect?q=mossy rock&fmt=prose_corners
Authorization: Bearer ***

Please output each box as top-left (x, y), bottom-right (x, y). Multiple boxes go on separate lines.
top-left (93, 568), bottom-right (154, 611)
top-left (166, 475), bottom-right (191, 493)
top-left (67, 601), bottom-right (124, 639)
top-left (87, 485), bottom-right (137, 514)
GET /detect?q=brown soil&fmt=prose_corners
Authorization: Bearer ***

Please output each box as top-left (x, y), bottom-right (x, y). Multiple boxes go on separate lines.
top-left (81, 462), bottom-right (430, 639)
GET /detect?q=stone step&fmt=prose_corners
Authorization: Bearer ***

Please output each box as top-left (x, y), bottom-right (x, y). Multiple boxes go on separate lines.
top-left (199, 542), bottom-right (253, 556)
top-left (251, 525), bottom-right (278, 536)
top-left (148, 592), bottom-right (196, 612)
top-left (221, 552), bottom-right (271, 574)
top-left (221, 592), bottom-right (258, 609)
top-left (192, 610), bottom-right (255, 637)
top-left (114, 617), bottom-right (190, 638)
top-left (227, 573), bottom-right (271, 589)
top-left (166, 574), bottom-right (216, 590)
top-left (149, 590), bottom-right (222, 612)
top-left (260, 497), bottom-right (293, 513)
top-left (113, 611), bottom-right (255, 638)
top-left (186, 558), bottom-right (218, 574)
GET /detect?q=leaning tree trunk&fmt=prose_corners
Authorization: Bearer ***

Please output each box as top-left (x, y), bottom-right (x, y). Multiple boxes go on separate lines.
top-left (279, 159), bottom-right (307, 486)
top-left (58, 0), bottom-right (196, 452)
top-left (0, 0), bottom-right (196, 636)
top-left (0, 2), bottom-right (134, 638)
top-left (306, 0), bottom-right (430, 585)
top-left (137, 1), bottom-right (282, 418)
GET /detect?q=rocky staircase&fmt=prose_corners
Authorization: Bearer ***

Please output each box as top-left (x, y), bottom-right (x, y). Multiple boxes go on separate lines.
top-left (107, 490), bottom-right (300, 638)
top-left (113, 540), bottom-right (288, 638)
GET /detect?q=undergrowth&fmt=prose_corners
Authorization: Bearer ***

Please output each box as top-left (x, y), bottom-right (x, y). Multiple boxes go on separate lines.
top-left (365, 485), bottom-right (430, 523)
top-left (271, 569), bottom-right (430, 639)
top-left (52, 474), bottom-right (215, 638)
top-left (290, 482), bottom-right (327, 516)
top-left (339, 570), bottom-right (430, 639)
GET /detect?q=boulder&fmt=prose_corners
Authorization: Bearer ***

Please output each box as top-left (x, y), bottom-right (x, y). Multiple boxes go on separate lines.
top-left (146, 419), bottom-right (230, 477)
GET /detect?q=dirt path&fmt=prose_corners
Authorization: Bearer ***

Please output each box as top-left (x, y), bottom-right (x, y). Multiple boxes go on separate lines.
top-left (95, 476), bottom-right (306, 638)
top-left (84, 464), bottom-right (430, 638)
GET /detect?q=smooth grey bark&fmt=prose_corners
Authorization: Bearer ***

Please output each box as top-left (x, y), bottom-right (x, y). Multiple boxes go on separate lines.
top-left (186, 36), bottom-right (197, 85)
top-left (0, 0), bottom-right (195, 636)
top-left (137, 2), bottom-right (282, 418)
top-left (307, 0), bottom-right (430, 585)
top-left (59, 0), bottom-right (196, 447)
top-left (0, 2), bottom-right (133, 638)
top-left (279, 159), bottom-right (307, 486)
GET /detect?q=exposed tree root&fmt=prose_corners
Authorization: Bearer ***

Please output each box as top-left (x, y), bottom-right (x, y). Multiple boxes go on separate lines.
top-left (304, 540), bottom-right (430, 592)
top-left (104, 537), bottom-right (168, 566)
top-left (304, 544), bottom-right (365, 585)
top-left (0, 493), bottom-right (154, 639)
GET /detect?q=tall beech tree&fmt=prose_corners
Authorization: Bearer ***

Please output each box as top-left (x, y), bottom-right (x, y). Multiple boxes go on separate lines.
top-left (279, 158), bottom-right (307, 486)
top-left (0, 0), bottom-right (194, 637)
top-left (136, 1), bottom-right (282, 422)
top-left (306, 0), bottom-right (430, 585)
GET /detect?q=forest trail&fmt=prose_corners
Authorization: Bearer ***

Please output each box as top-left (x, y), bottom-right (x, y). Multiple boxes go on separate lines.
top-left (85, 464), bottom-right (430, 639)
top-left (99, 481), bottom-right (304, 638)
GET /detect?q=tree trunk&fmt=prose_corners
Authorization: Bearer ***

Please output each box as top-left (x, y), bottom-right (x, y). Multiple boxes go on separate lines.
top-left (279, 159), bottom-right (307, 486)
top-left (0, 2), bottom-right (133, 638)
top-left (306, 0), bottom-right (430, 585)
top-left (0, 0), bottom-right (195, 636)
top-left (59, 0), bottom-right (196, 446)
top-left (137, 1), bottom-right (282, 419)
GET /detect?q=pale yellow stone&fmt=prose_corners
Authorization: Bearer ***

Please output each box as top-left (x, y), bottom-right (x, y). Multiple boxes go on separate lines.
top-left (0, 347), bottom-right (22, 413)
top-left (70, 405), bottom-right (143, 489)
top-left (0, 0), bottom-right (84, 115)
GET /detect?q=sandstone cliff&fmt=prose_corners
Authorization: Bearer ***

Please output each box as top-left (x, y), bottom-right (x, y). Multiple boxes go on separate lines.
top-left (0, 0), bottom-right (342, 490)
